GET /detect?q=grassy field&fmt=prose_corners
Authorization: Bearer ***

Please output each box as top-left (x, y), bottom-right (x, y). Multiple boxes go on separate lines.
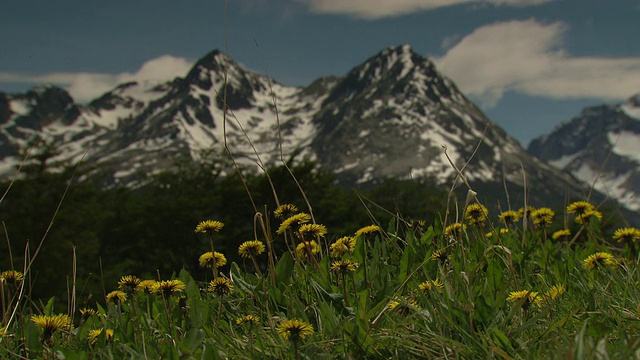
top-left (1, 189), bottom-right (639, 359)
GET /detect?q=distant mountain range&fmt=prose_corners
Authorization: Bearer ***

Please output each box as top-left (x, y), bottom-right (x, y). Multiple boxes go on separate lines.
top-left (0, 45), bottom-right (637, 221)
top-left (529, 94), bottom-right (640, 212)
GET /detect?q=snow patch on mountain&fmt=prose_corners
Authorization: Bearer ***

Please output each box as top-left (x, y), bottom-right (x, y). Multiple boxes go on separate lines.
top-left (609, 131), bottom-right (640, 163)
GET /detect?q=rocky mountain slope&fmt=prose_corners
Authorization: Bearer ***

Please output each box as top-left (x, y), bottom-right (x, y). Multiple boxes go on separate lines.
top-left (528, 94), bottom-right (640, 211)
top-left (0, 45), bottom-right (623, 216)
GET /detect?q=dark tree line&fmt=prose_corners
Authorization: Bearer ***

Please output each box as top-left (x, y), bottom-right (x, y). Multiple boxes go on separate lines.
top-left (0, 154), bottom-right (447, 309)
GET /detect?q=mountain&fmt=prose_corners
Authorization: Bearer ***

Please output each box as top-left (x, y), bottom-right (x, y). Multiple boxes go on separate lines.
top-left (528, 94), bottom-right (640, 211)
top-left (0, 45), bottom-right (627, 218)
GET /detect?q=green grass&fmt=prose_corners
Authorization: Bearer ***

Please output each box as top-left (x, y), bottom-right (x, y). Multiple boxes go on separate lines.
top-left (1, 197), bottom-right (640, 359)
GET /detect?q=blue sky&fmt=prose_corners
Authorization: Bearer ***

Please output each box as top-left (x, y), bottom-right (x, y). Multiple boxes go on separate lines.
top-left (1, 0), bottom-right (639, 146)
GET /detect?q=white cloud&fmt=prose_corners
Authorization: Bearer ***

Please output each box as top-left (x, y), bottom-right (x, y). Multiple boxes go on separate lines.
top-left (0, 55), bottom-right (193, 102)
top-left (435, 19), bottom-right (640, 107)
top-left (307, 0), bottom-right (552, 19)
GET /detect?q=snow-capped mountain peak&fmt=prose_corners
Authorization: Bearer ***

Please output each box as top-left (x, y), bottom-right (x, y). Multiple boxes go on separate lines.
top-left (0, 46), bottom-right (625, 219)
top-left (528, 94), bottom-right (640, 211)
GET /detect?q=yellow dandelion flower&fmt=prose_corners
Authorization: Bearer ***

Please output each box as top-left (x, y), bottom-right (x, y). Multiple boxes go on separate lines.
top-left (31, 314), bottom-right (71, 337)
top-left (79, 308), bottom-right (97, 320)
top-left (0, 270), bottom-right (24, 285)
top-left (118, 275), bottom-right (141, 294)
top-left (274, 204), bottom-right (299, 219)
top-left (387, 297), bottom-right (421, 314)
top-left (506, 290), bottom-right (539, 309)
top-left (355, 225), bottom-right (381, 238)
top-left (575, 210), bottom-right (603, 225)
top-left (567, 201), bottom-right (595, 216)
top-left (518, 206), bottom-right (537, 219)
top-left (329, 236), bottom-right (356, 258)
top-left (137, 280), bottom-right (157, 294)
top-left (430, 249), bottom-right (449, 264)
top-left (537, 284), bottom-right (566, 306)
top-left (531, 207), bottom-right (555, 227)
top-left (552, 229), bottom-right (571, 241)
top-left (295, 241), bottom-right (320, 260)
top-left (277, 213), bottom-right (312, 234)
top-left (444, 222), bottom-right (466, 236)
top-left (613, 227), bottom-right (640, 243)
top-left (236, 314), bottom-right (260, 326)
top-left (583, 252), bottom-right (616, 270)
top-left (154, 279), bottom-right (186, 297)
top-left (546, 284), bottom-right (565, 300)
top-left (238, 240), bottom-right (266, 259)
top-left (194, 220), bottom-right (224, 235)
top-left (87, 328), bottom-right (115, 345)
top-left (277, 319), bottom-right (314, 341)
top-left (298, 223), bottom-right (328, 238)
top-left (330, 259), bottom-right (359, 274)
top-left (208, 277), bottom-right (233, 297)
top-left (418, 279), bottom-right (443, 292)
top-left (199, 251), bottom-right (227, 268)
top-left (465, 203), bottom-right (488, 225)
top-left (106, 290), bottom-right (127, 304)
top-left (498, 210), bottom-right (521, 226)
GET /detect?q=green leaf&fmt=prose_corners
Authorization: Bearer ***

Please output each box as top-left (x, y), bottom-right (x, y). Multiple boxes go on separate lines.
top-left (43, 297), bottom-right (56, 315)
top-left (275, 252), bottom-right (294, 288)
top-left (180, 328), bottom-right (206, 355)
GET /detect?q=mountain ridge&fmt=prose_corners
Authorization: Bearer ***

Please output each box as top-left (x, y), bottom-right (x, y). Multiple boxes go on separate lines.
top-left (0, 45), bottom-right (634, 222)
top-left (528, 94), bottom-right (640, 211)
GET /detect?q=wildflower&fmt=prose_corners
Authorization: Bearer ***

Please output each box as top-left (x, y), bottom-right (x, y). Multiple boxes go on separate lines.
top-left (0, 270), bottom-right (24, 285)
top-left (296, 241), bottom-right (320, 259)
top-left (613, 227), bottom-right (640, 243)
top-left (567, 201), bottom-right (595, 216)
top-left (194, 220), bottom-right (224, 235)
top-left (575, 210), bottom-right (603, 225)
top-left (31, 314), bottom-right (71, 342)
top-left (118, 275), bottom-right (141, 295)
top-left (498, 210), bottom-right (521, 226)
top-left (506, 290), bottom-right (539, 310)
top-left (208, 277), bottom-right (233, 297)
top-left (355, 225), bottom-right (381, 238)
top-left (277, 319), bottom-right (315, 341)
top-left (583, 252), bottom-right (616, 270)
top-left (518, 206), bottom-right (537, 219)
top-left (552, 229), bottom-right (571, 241)
top-left (274, 204), bottom-right (299, 219)
top-left (298, 223), bottom-right (328, 238)
top-left (465, 203), bottom-right (488, 225)
top-left (154, 279), bottom-right (186, 297)
top-left (485, 231), bottom-right (493, 238)
top-left (199, 251), bottom-right (227, 268)
top-left (277, 213), bottom-right (312, 234)
top-left (531, 207), bottom-right (555, 227)
top-left (430, 249), bottom-right (449, 264)
top-left (236, 314), bottom-right (260, 326)
top-left (419, 279), bottom-right (443, 292)
top-left (79, 308), bottom-right (97, 320)
top-left (387, 297), bottom-right (421, 314)
top-left (238, 240), bottom-right (266, 259)
top-left (444, 222), bottom-right (466, 237)
top-left (137, 280), bottom-right (157, 294)
top-left (330, 259), bottom-right (359, 274)
top-left (330, 236), bottom-right (356, 258)
top-left (537, 284), bottom-right (566, 306)
top-left (106, 290), bottom-right (127, 304)
top-left (87, 328), bottom-right (115, 345)
top-left (546, 284), bottom-right (565, 300)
